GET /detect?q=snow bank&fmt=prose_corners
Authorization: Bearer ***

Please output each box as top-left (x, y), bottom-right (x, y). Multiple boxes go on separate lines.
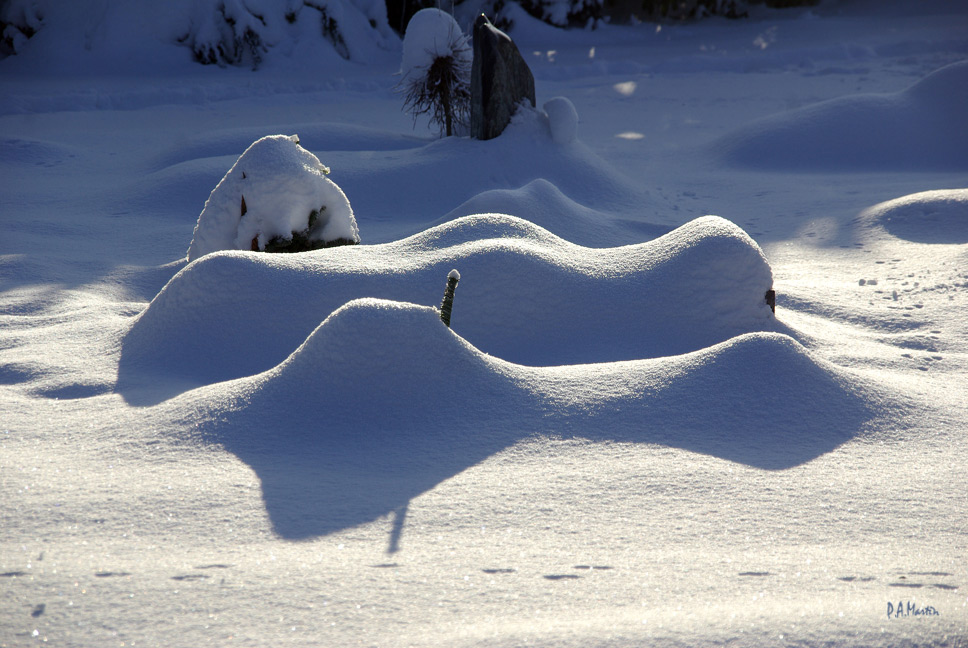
top-left (186, 134), bottom-right (359, 261)
top-left (862, 188), bottom-right (968, 244)
top-left (120, 214), bottom-right (775, 402)
top-left (715, 60), bottom-right (968, 171)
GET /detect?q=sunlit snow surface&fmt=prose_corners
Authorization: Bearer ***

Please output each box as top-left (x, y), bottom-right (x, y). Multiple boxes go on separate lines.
top-left (2, 1), bottom-right (968, 646)
top-left (122, 214), bottom-right (775, 395)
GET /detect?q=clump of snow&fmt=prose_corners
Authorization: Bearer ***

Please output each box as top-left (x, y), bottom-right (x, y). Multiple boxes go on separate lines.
top-left (122, 214), bottom-right (775, 398)
top-left (543, 96), bottom-right (579, 144)
top-left (186, 134), bottom-right (359, 262)
top-left (862, 188), bottom-right (968, 245)
top-left (399, 8), bottom-right (470, 83)
top-left (716, 60), bottom-right (968, 171)
top-left (447, 268), bottom-right (461, 281)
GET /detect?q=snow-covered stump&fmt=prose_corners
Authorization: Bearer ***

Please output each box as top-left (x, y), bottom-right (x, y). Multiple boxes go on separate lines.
top-left (439, 269), bottom-right (460, 327)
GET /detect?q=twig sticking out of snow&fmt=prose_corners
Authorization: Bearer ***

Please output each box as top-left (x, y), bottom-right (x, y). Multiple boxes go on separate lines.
top-left (440, 269), bottom-right (461, 327)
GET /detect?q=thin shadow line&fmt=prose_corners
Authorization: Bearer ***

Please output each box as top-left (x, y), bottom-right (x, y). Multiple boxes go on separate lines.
top-left (387, 503), bottom-right (408, 554)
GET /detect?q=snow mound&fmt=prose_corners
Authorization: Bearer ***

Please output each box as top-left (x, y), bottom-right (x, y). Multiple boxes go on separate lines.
top-left (186, 134), bottom-right (359, 261)
top-left (244, 305), bottom-right (860, 434)
top-left (543, 96), bottom-right (579, 145)
top-left (120, 215), bottom-right (776, 403)
top-left (214, 303), bottom-right (862, 455)
top-left (399, 8), bottom-right (470, 83)
top-left (715, 60), bottom-right (968, 171)
top-left (441, 178), bottom-right (668, 247)
top-left (175, 302), bottom-right (871, 538)
top-left (334, 105), bottom-right (654, 239)
top-left (862, 188), bottom-right (968, 244)
top-left (623, 331), bottom-right (869, 468)
top-left (246, 299), bottom-right (520, 428)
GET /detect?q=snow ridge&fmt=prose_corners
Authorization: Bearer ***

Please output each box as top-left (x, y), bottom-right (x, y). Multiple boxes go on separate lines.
top-left (715, 60), bottom-right (968, 171)
top-left (119, 214), bottom-right (776, 402)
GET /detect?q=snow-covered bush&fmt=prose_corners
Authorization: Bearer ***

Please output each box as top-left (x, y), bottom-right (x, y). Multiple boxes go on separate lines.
top-left (178, 0), bottom-right (269, 68)
top-left (177, 0), bottom-right (396, 69)
top-left (398, 8), bottom-right (471, 137)
top-left (0, 0), bottom-right (44, 58)
top-left (187, 134), bottom-right (360, 262)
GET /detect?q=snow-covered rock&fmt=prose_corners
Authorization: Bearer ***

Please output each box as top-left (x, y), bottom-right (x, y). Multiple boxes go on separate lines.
top-left (186, 134), bottom-right (359, 262)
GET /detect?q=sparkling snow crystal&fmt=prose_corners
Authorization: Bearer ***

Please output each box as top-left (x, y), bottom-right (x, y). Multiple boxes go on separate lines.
top-left (187, 134), bottom-right (359, 261)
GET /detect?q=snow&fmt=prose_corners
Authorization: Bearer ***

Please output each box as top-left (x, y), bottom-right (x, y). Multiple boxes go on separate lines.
top-left (2, 1), bottom-right (968, 646)
top-left (862, 188), bottom-right (968, 245)
top-left (0, 0), bottom-right (400, 73)
top-left (186, 133), bottom-right (359, 260)
top-left (543, 96), bottom-right (579, 144)
top-left (122, 214), bottom-right (774, 399)
top-left (715, 59), bottom-right (968, 171)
